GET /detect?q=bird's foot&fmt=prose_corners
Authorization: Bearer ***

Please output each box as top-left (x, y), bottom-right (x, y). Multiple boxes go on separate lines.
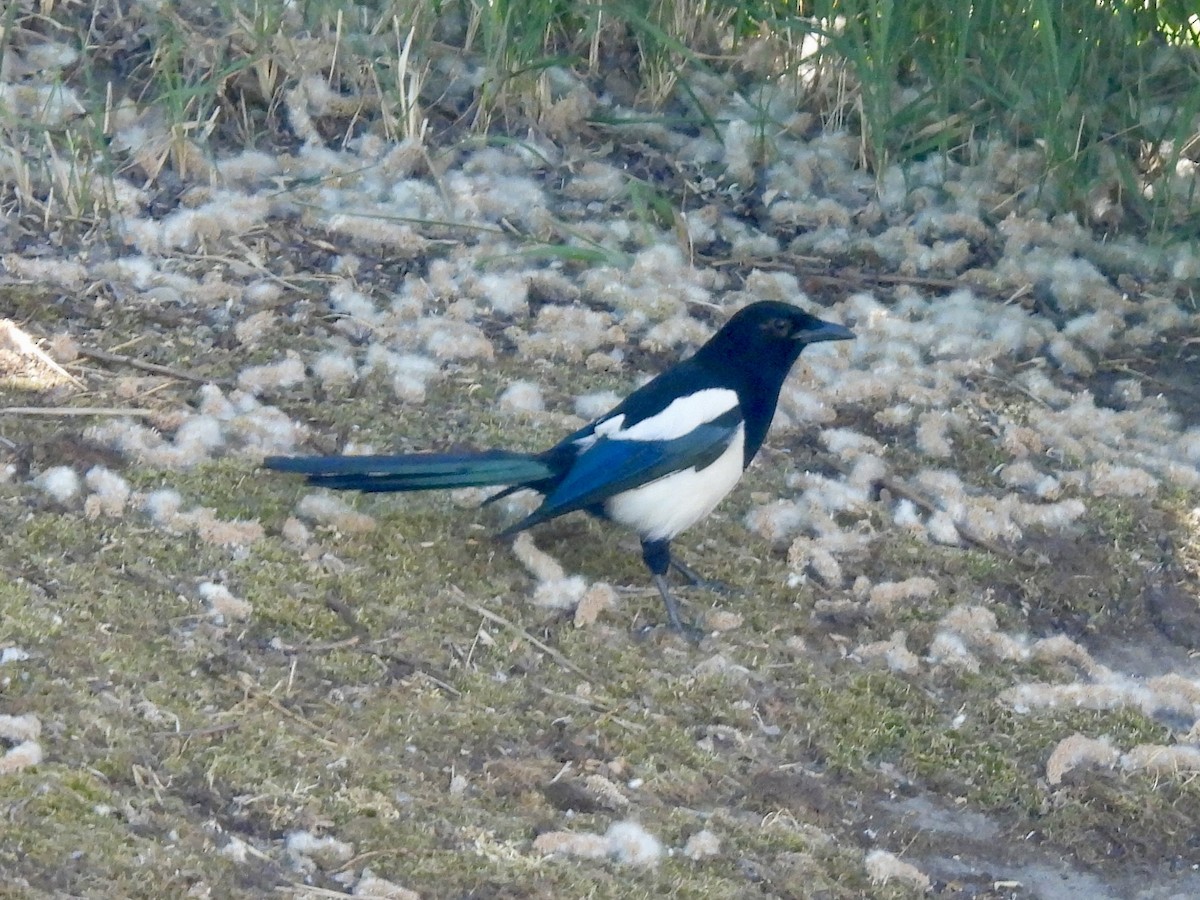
top-left (646, 572), bottom-right (708, 644)
top-left (635, 619), bottom-right (707, 645)
top-left (670, 560), bottom-right (737, 596)
top-left (690, 576), bottom-right (737, 596)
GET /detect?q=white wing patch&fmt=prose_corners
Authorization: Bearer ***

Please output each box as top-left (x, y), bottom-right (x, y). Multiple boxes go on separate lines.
top-left (592, 413), bottom-right (626, 439)
top-left (608, 388), bottom-right (739, 442)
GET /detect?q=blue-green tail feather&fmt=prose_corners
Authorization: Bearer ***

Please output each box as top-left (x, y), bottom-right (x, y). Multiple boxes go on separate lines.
top-left (263, 451), bottom-right (555, 493)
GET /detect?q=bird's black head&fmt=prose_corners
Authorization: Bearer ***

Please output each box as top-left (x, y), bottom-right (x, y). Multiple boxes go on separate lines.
top-left (702, 301), bottom-right (854, 366)
top-left (693, 301), bottom-right (854, 463)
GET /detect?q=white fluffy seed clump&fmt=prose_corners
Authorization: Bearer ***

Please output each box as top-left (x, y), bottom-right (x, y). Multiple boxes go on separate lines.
top-left (312, 351), bottom-right (358, 388)
top-left (285, 830), bottom-right (355, 870)
top-left (865, 849), bottom-right (931, 892)
top-left (295, 493), bottom-right (376, 534)
top-left (198, 582), bottom-right (253, 623)
top-left (84, 466), bottom-right (131, 518)
top-left (511, 533), bottom-right (605, 619)
top-left (853, 632), bottom-right (921, 675)
top-left (1045, 734), bottom-right (1120, 785)
top-left (0, 711), bottom-right (43, 774)
top-left (866, 577), bottom-right (938, 616)
top-left (534, 820), bottom-right (663, 867)
top-left (499, 380), bottom-right (544, 413)
top-left (237, 354), bottom-right (306, 395)
top-left (142, 489), bottom-right (265, 547)
top-left (33, 466), bottom-right (80, 503)
top-left (85, 386), bottom-right (306, 467)
top-left (364, 348), bottom-right (439, 403)
top-left (574, 391), bottom-right (620, 420)
top-left (514, 305), bottom-right (622, 362)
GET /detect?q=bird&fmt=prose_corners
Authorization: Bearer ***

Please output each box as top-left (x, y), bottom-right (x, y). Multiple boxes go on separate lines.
top-left (264, 301), bottom-right (853, 633)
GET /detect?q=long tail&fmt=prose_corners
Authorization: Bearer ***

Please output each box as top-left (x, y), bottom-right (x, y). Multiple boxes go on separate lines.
top-left (263, 451), bottom-right (555, 493)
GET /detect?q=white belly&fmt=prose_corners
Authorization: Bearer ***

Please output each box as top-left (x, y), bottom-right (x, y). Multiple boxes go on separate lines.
top-left (604, 425), bottom-right (746, 541)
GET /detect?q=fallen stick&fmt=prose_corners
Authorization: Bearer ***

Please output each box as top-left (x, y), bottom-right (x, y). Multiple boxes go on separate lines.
top-left (77, 345), bottom-right (230, 386)
top-left (0, 405), bottom-right (156, 417)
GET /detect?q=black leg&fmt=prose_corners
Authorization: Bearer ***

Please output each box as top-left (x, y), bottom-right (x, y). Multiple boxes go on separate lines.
top-left (641, 538), bottom-right (706, 639)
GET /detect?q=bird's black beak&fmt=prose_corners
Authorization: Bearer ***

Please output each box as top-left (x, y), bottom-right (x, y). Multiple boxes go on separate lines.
top-left (794, 319), bottom-right (854, 344)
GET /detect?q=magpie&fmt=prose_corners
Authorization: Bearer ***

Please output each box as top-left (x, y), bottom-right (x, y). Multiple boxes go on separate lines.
top-left (264, 301), bottom-right (853, 633)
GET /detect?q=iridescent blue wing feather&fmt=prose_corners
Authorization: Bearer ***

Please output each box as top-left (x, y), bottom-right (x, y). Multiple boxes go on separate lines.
top-left (500, 407), bottom-right (742, 535)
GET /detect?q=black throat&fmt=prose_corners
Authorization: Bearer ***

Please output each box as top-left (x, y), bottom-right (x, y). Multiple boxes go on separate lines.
top-left (692, 339), bottom-right (805, 466)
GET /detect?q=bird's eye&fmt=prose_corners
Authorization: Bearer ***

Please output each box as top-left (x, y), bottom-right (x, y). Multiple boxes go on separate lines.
top-left (762, 317), bottom-right (792, 338)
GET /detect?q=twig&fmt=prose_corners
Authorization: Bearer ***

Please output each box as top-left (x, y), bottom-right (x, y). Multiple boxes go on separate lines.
top-left (271, 609), bottom-right (462, 697)
top-left (877, 472), bottom-right (1028, 564)
top-left (272, 635), bottom-right (363, 654)
top-left (334, 849), bottom-right (402, 874)
top-left (78, 345), bottom-right (230, 386)
top-left (221, 674), bottom-right (340, 746)
top-left (320, 593), bottom-right (463, 695)
top-left (537, 685), bottom-right (646, 732)
top-left (450, 591), bottom-right (592, 681)
top-left (157, 721), bottom-right (241, 739)
top-left (1099, 361), bottom-right (1200, 404)
top-left (796, 268), bottom-right (968, 292)
top-left (276, 885), bottom-right (356, 898)
top-left (980, 373), bottom-right (1052, 408)
top-left (813, 449), bottom-right (1034, 568)
top-left (697, 250), bottom-right (997, 295)
top-left (0, 405), bottom-right (157, 417)
top-left (0, 318), bottom-right (86, 388)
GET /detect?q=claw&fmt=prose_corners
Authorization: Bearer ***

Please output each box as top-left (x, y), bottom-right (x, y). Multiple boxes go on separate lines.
top-left (670, 559), bottom-right (737, 596)
top-left (649, 573), bottom-right (707, 643)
